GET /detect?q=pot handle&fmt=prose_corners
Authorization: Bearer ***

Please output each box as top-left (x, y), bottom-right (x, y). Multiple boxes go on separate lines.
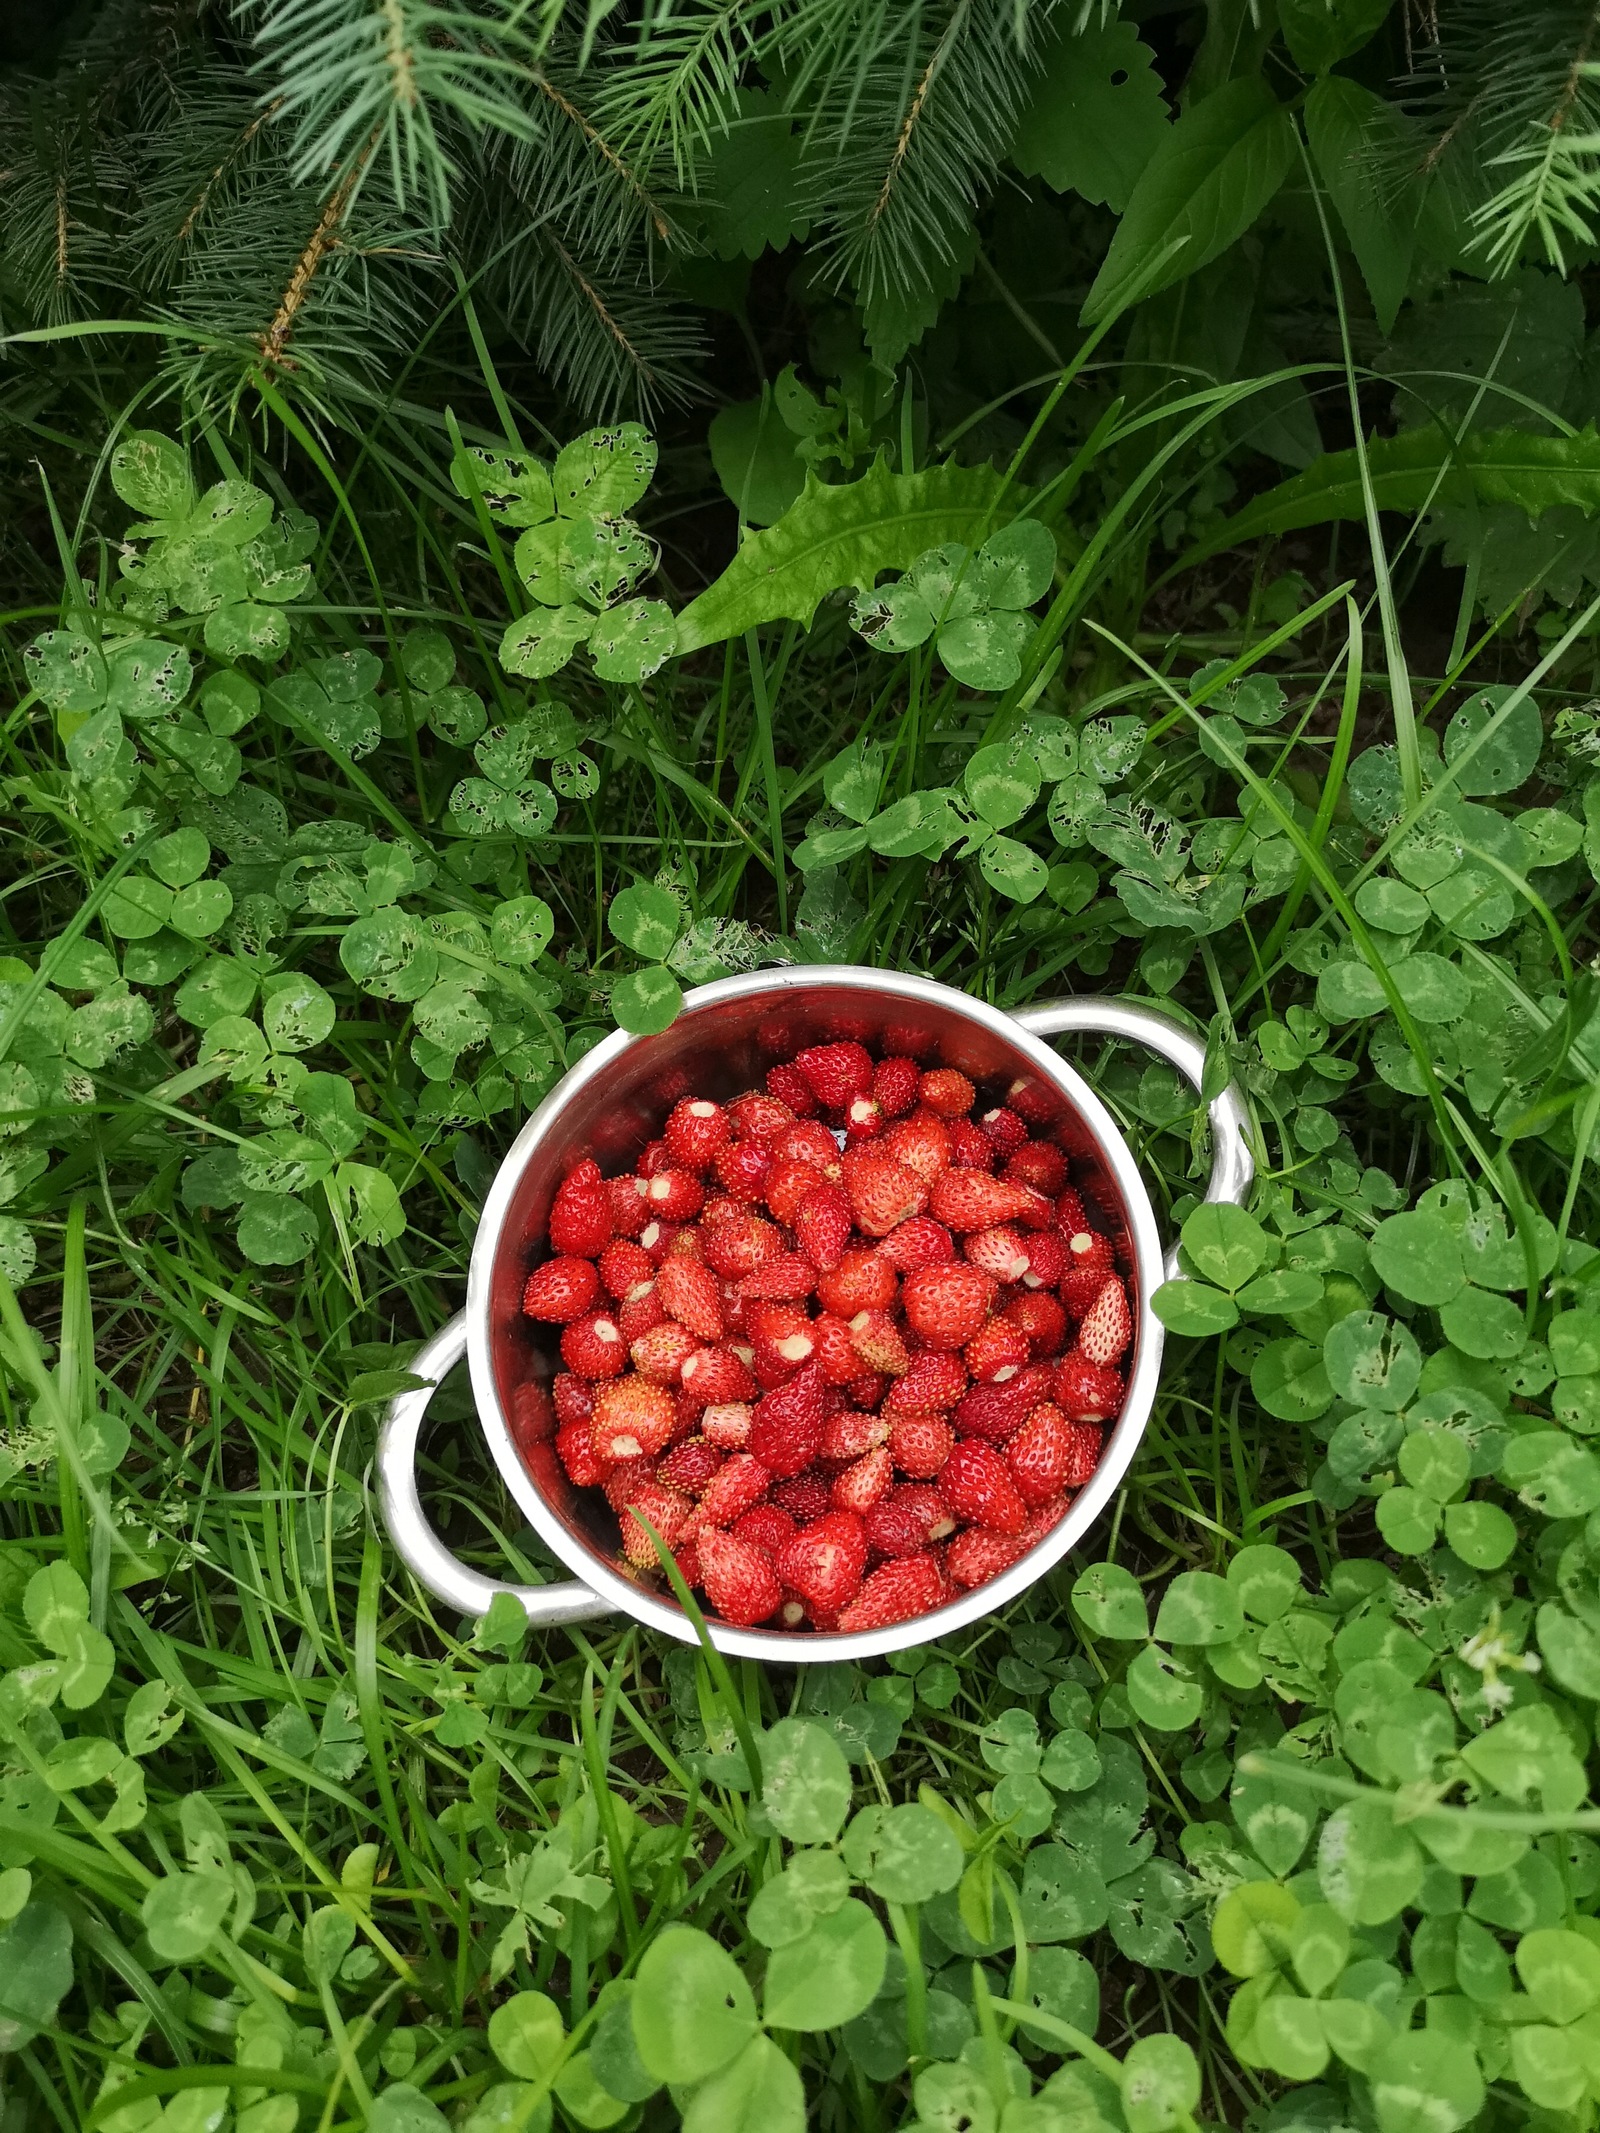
top-left (1009, 998), bottom-right (1254, 1281)
top-left (377, 1311), bottom-right (614, 1628)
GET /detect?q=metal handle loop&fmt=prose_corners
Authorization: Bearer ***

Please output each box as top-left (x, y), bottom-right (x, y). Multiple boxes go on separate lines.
top-left (1010, 997), bottom-right (1255, 1281)
top-left (376, 1311), bottom-right (613, 1628)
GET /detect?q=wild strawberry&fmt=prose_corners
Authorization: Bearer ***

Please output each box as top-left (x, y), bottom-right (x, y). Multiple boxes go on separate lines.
top-left (734, 1503), bottom-right (798, 1555)
top-left (1025, 1493), bottom-right (1071, 1538)
top-left (636, 1138), bottom-right (673, 1178)
top-left (764, 1061), bottom-right (817, 1116)
top-left (715, 1139), bottom-right (773, 1203)
top-left (700, 1194), bottom-right (743, 1229)
top-left (608, 1453), bottom-right (658, 1513)
top-left (1077, 1277), bottom-right (1132, 1365)
top-left (919, 1067), bottom-right (976, 1117)
top-left (729, 1091), bottom-right (793, 1139)
top-left (846, 1154), bottom-right (930, 1237)
top-left (1006, 1402), bottom-right (1077, 1506)
top-left (553, 1373), bottom-right (595, 1429)
top-left (953, 1369), bottom-right (1051, 1442)
top-left (673, 1539), bottom-right (702, 1590)
top-left (665, 1097), bottom-right (730, 1170)
top-left (738, 1252), bottom-right (819, 1302)
top-left (979, 1105), bottom-right (1028, 1155)
top-left (837, 1554), bottom-right (947, 1631)
top-left (748, 1365), bottom-right (827, 1477)
top-left (796, 1041), bottom-right (873, 1109)
top-left (591, 1379), bottom-right (676, 1462)
top-left (882, 1114), bottom-right (952, 1184)
top-left (698, 1527), bottom-right (781, 1625)
top-left (1056, 1185), bottom-right (1088, 1231)
top-left (773, 1119), bottom-right (838, 1170)
top-left (1020, 1231), bottom-right (1067, 1289)
top-left (889, 1411), bottom-right (954, 1479)
top-left (690, 1451), bottom-right (773, 1530)
top-left (659, 1438), bottom-right (723, 1496)
top-left (618, 1482), bottom-right (692, 1566)
top-left (772, 1472), bottom-right (832, 1523)
top-left (883, 1024), bottom-right (935, 1060)
top-left (874, 1055), bottom-right (922, 1118)
top-left (931, 1171), bottom-right (1044, 1234)
top-left (656, 1258), bottom-right (724, 1340)
top-left (794, 1182), bottom-right (854, 1271)
top-left (883, 1350), bottom-right (968, 1415)
top-left (947, 1119), bottom-right (996, 1170)
top-left (778, 1511), bottom-right (868, 1618)
top-left (702, 1401), bottom-right (754, 1449)
top-left (811, 1313), bottom-right (863, 1385)
top-left (940, 1440), bottom-right (1027, 1534)
top-left (964, 1226), bottom-right (1031, 1284)
top-left (849, 1371), bottom-right (888, 1411)
top-left (749, 1303), bottom-right (816, 1378)
top-left (832, 1445), bottom-right (893, 1513)
top-left (1003, 1291), bottom-right (1069, 1357)
top-left (598, 1239), bottom-right (654, 1299)
top-left (1053, 1352), bottom-right (1124, 1427)
top-left (947, 1526), bottom-right (1029, 1588)
top-left (1065, 1227), bottom-right (1116, 1276)
top-left (1060, 1267), bottom-right (1113, 1318)
top-left (902, 1264), bottom-right (993, 1349)
top-left (605, 1175), bottom-right (650, 1238)
top-left (561, 1312), bottom-right (628, 1379)
top-left (881, 1215), bottom-right (955, 1269)
top-left (631, 1321), bottom-right (700, 1384)
top-left (965, 1319), bottom-right (1031, 1384)
top-left (701, 1213), bottom-right (780, 1280)
top-left (523, 1257), bottom-right (601, 1323)
top-left (549, 1158), bottom-right (613, 1257)
top-left (817, 1248), bottom-right (898, 1316)
top-left (557, 1417), bottom-right (608, 1487)
top-left (1005, 1142), bottom-right (1068, 1195)
top-left (511, 1380), bottom-right (556, 1450)
top-left (680, 1344), bottom-right (755, 1407)
top-left (638, 1169), bottom-right (701, 1223)
top-left (618, 1285), bottom-right (665, 1343)
top-left (845, 1095), bottom-right (884, 1143)
top-left (866, 1485), bottom-right (956, 1556)
top-left (820, 1409), bottom-right (889, 1463)
top-left (638, 1218), bottom-right (688, 1264)
top-left (849, 1309), bottom-right (910, 1376)
top-left (765, 1155), bottom-right (828, 1227)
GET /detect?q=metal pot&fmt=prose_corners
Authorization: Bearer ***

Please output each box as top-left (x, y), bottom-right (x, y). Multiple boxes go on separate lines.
top-left (377, 967), bottom-right (1252, 1662)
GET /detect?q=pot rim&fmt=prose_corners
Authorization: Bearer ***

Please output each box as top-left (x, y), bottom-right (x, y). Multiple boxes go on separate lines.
top-left (465, 965), bottom-right (1166, 1661)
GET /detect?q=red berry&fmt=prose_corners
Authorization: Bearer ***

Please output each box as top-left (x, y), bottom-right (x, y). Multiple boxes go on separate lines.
top-left (919, 1068), bottom-right (976, 1117)
top-left (523, 1257), bottom-right (601, 1323)
top-left (729, 1091), bottom-right (793, 1139)
top-left (1053, 1350), bottom-right (1123, 1428)
top-left (553, 1373), bottom-right (595, 1429)
top-left (979, 1106), bottom-right (1028, 1154)
top-left (657, 1258), bottom-right (724, 1340)
top-left (795, 1041), bottom-right (874, 1109)
top-left (947, 1525), bottom-right (1029, 1588)
top-left (636, 1139), bottom-right (673, 1178)
top-left (591, 1379), bottom-right (676, 1462)
top-left (772, 1472), bottom-right (832, 1523)
top-left (639, 1169), bottom-right (703, 1223)
top-left (931, 1170), bottom-right (1048, 1233)
top-left (761, 1154), bottom-right (824, 1226)
top-left (638, 1218), bottom-right (689, 1264)
top-left (698, 1527), bottom-right (781, 1625)
top-left (954, 1366), bottom-right (1053, 1441)
top-left (737, 1252), bottom-right (819, 1302)
top-left (748, 1365), bottom-right (827, 1478)
top-left (549, 1159), bottom-right (613, 1257)
top-left (1064, 1226), bottom-right (1116, 1277)
top-left (665, 1097), bottom-right (730, 1170)
top-left (778, 1511), bottom-right (868, 1619)
top-left (964, 1319), bottom-right (1031, 1384)
top-left (618, 1482), bottom-right (692, 1566)
top-left (680, 1344), bottom-right (756, 1407)
top-left (1020, 1231), bottom-right (1067, 1289)
top-left (1005, 1142), bottom-right (1069, 1195)
top-left (832, 1445), bottom-right (893, 1513)
top-left (605, 1175), bottom-right (650, 1238)
top-left (817, 1249), bottom-right (898, 1316)
top-left (882, 1114), bottom-right (952, 1184)
top-left (701, 1212), bottom-right (781, 1279)
top-left (874, 1055), bottom-right (922, 1118)
top-left (749, 1302), bottom-right (817, 1378)
top-left (1006, 1402), bottom-right (1077, 1506)
top-left (846, 1155), bottom-right (930, 1238)
top-left (889, 1412), bottom-right (954, 1479)
top-left (1077, 1277), bottom-right (1132, 1365)
top-left (820, 1409), bottom-right (890, 1463)
top-left (702, 1401), bottom-right (754, 1449)
top-left (963, 1226), bottom-right (1031, 1284)
top-left (845, 1095), bottom-right (885, 1143)
top-left (1056, 1186), bottom-right (1088, 1231)
top-left (794, 1182), bottom-right (854, 1272)
top-left (715, 1139), bottom-right (774, 1203)
top-left (691, 1451), bottom-right (774, 1529)
top-left (658, 1438), bottom-right (724, 1496)
top-left (837, 1553), bottom-right (946, 1631)
top-left (947, 1119), bottom-right (996, 1170)
top-left (880, 1215), bottom-right (956, 1270)
top-left (811, 1313), bottom-right (863, 1385)
top-left (940, 1440), bottom-right (1027, 1535)
top-left (901, 1264), bottom-right (993, 1349)
top-left (631, 1321), bottom-right (700, 1384)
top-left (883, 1350), bottom-right (968, 1415)
top-left (1003, 1290), bottom-right (1070, 1357)
top-left (849, 1309), bottom-right (910, 1376)
top-left (556, 1418), bottom-right (608, 1486)
top-left (618, 1285), bottom-right (665, 1342)
top-left (561, 1311), bottom-right (628, 1379)
top-left (865, 1484), bottom-right (956, 1556)
top-left (765, 1062), bottom-right (818, 1116)
top-left (598, 1239), bottom-right (654, 1299)
top-left (734, 1503), bottom-right (798, 1555)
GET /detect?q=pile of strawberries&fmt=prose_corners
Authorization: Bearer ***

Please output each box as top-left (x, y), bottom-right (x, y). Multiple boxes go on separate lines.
top-left (517, 1037), bottom-right (1131, 1634)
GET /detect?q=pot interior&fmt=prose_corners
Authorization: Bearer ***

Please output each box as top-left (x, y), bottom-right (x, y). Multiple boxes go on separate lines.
top-left (484, 973), bottom-right (1141, 1629)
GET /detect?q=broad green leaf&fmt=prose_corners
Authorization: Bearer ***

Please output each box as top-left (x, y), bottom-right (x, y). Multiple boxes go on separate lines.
top-left (1281, 0), bottom-right (1391, 73)
top-left (1444, 1498), bottom-right (1517, 1570)
top-left (552, 425), bottom-right (656, 518)
top-left (141, 1869), bottom-right (234, 1961)
top-left (104, 638), bottom-right (192, 720)
top-left (1121, 2035), bottom-right (1200, 2133)
top-left (682, 2033), bottom-right (804, 2133)
top-left (1369, 1210), bottom-right (1465, 1306)
top-left (1439, 1286), bottom-right (1526, 1360)
top-left (709, 393), bottom-right (807, 526)
top-left (1368, 2030), bottom-right (1483, 2133)
top-left (607, 883), bottom-right (682, 961)
top-left (1212, 1880), bottom-right (1299, 1978)
top-left (1373, 1486), bottom-right (1438, 1555)
top-left (1181, 1202), bottom-right (1271, 1291)
top-left (1291, 1905), bottom-right (1351, 1997)
top-left (1126, 1645), bottom-right (1203, 1730)
top-left (1071, 1561), bottom-right (1148, 1640)
top-left (1082, 78), bottom-right (1296, 323)
top-left (1154, 1571), bottom-right (1243, 1647)
top-left (760, 1718), bottom-right (852, 1843)
top-left (1011, 20), bottom-right (1170, 211)
top-left (490, 896), bottom-right (555, 965)
top-left (845, 1802), bottom-right (964, 1904)
top-left (450, 446), bottom-right (555, 526)
top-left (1151, 1279), bottom-right (1238, 1335)
top-left (747, 1851), bottom-right (850, 1948)
top-left (824, 739), bottom-right (887, 824)
top-left (112, 431), bottom-right (195, 519)
top-left (588, 597), bottom-right (676, 684)
top-left (1397, 1427), bottom-right (1470, 1502)
top-left (25, 631), bottom-right (106, 713)
top-left (612, 966), bottom-right (684, 1035)
top-left (979, 835), bottom-right (1049, 903)
top-left (938, 608), bottom-right (1032, 690)
top-left (966, 745), bottom-right (1041, 828)
top-left (1227, 1544), bottom-right (1302, 1622)
top-left (237, 1190), bottom-right (318, 1265)
top-left (762, 1899), bottom-right (886, 2029)
top-left (1445, 684), bottom-right (1544, 797)
top-left (674, 457), bottom-right (1018, 650)
top-left (488, 1991), bottom-right (565, 2079)
top-left (1251, 1336), bottom-right (1334, 1420)
top-left (1323, 1312), bottom-right (1421, 1410)
top-left (0, 1903), bottom-right (73, 2052)
top-left (1517, 1927), bottom-right (1600, 2024)
top-left (630, 1925), bottom-right (757, 2084)
top-left (1253, 1994), bottom-right (1329, 2081)
top-left (498, 606), bottom-right (591, 680)
top-left (1317, 1801), bottom-right (1423, 1924)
